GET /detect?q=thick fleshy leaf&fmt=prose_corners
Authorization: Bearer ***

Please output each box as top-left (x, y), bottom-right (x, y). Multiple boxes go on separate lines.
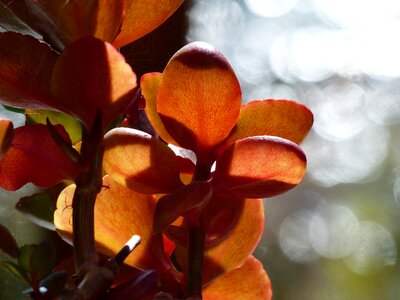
top-left (0, 224), bottom-right (19, 258)
top-left (0, 119), bottom-right (13, 158)
top-left (113, 0), bottom-right (184, 48)
top-left (141, 72), bottom-right (176, 144)
top-left (203, 256), bottom-right (272, 300)
top-left (25, 109), bottom-right (82, 144)
top-left (156, 42), bottom-right (242, 164)
top-left (202, 198), bottom-right (264, 284)
top-left (213, 136), bottom-right (307, 198)
top-left (0, 32), bottom-right (59, 110)
top-left (104, 127), bottom-right (183, 194)
top-left (28, 0), bottom-right (124, 45)
top-left (54, 176), bottom-right (173, 271)
top-left (51, 36), bottom-right (137, 128)
top-left (223, 100), bottom-right (314, 147)
top-left (0, 124), bottom-right (78, 190)
top-left (153, 182), bottom-right (213, 233)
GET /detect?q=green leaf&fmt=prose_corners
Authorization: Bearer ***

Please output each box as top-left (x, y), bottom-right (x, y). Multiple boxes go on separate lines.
top-left (25, 109), bottom-right (82, 144)
top-left (18, 245), bottom-right (35, 273)
top-left (31, 241), bottom-right (56, 280)
top-left (1, 261), bottom-right (30, 283)
top-left (0, 224), bottom-right (19, 258)
top-left (16, 192), bottom-right (56, 231)
top-left (2, 104), bottom-right (25, 114)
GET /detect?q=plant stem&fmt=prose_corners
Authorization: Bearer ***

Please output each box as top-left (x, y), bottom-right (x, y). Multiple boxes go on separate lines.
top-left (72, 116), bottom-right (104, 280)
top-left (185, 164), bottom-right (211, 299)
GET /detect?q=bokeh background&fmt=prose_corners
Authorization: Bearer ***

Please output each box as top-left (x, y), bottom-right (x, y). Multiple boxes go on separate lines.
top-left (1, 0), bottom-right (400, 299)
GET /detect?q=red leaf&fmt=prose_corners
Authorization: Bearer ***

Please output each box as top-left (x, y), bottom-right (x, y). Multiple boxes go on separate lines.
top-left (0, 124), bottom-right (79, 190)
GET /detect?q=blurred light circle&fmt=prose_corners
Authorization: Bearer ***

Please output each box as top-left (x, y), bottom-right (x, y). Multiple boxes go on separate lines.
top-left (313, 0), bottom-right (400, 28)
top-left (270, 28), bottom-right (343, 83)
top-left (313, 82), bottom-right (368, 141)
top-left (186, 0), bottom-right (245, 51)
top-left (244, 0), bottom-right (298, 18)
top-left (304, 124), bottom-right (390, 187)
top-left (354, 23), bottom-right (400, 79)
top-left (365, 83), bottom-right (400, 126)
top-left (279, 210), bottom-right (318, 262)
top-left (344, 221), bottom-right (397, 274)
top-left (309, 205), bottom-right (359, 259)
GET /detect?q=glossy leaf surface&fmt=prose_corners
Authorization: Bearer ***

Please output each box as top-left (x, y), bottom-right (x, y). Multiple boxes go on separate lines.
top-left (213, 136), bottom-right (307, 198)
top-left (113, 0), bottom-right (184, 48)
top-left (223, 100), bottom-right (314, 146)
top-left (156, 42), bottom-right (242, 164)
top-left (0, 124), bottom-right (78, 190)
top-left (104, 127), bottom-right (183, 194)
top-left (0, 32), bottom-right (59, 110)
top-left (51, 36), bottom-right (137, 128)
top-left (203, 256), bottom-right (272, 300)
top-left (54, 176), bottom-right (172, 271)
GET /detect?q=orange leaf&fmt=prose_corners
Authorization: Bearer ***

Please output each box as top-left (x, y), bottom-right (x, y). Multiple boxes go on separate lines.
top-left (153, 182), bottom-right (213, 233)
top-left (28, 0), bottom-right (124, 45)
top-left (113, 0), bottom-right (184, 48)
top-left (51, 37), bottom-right (137, 128)
top-left (54, 175), bottom-right (172, 271)
top-left (203, 256), bottom-right (272, 300)
top-left (141, 72), bottom-right (176, 144)
top-left (0, 124), bottom-right (78, 191)
top-left (0, 119), bottom-right (13, 159)
top-left (213, 136), bottom-right (307, 198)
top-left (0, 32), bottom-right (59, 110)
top-left (103, 127), bottom-right (183, 194)
top-left (156, 42), bottom-right (242, 164)
top-left (223, 99), bottom-right (314, 147)
top-left (203, 198), bottom-right (264, 284)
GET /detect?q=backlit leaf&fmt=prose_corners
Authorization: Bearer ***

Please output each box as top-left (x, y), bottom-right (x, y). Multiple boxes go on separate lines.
top-left (104, 127), bottom-right (183, 194)
top-left (203, 256), bottom-right (272, 300)
top-left (0, 124), bottom-right (79, 191)
top-left (113, 0), bottom-right (184, 48)
top-left (51, 36), bottom-right (137, 128)
top-left (156, 42), bottom-right (242, 164)
top-left (54, 176), bottom-right (173, 272)
top-left (213, 136), bottom-right (307, 198)
top-left (223, 99), bottom-right (314, 147)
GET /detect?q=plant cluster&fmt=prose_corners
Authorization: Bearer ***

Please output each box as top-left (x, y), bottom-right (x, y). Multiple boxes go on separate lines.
top-left (0, 1), bottom-right (313, 299)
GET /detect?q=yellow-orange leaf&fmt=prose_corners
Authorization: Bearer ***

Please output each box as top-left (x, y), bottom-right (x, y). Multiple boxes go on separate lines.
top-left (113, 0), bottom-right (184, 48)
top-left (141, 72), bottom-right (176, 144)
top-left (203, 256), bottom-right (272, 300)
top-left (54, 176), bottom-right (171, 271)
top-left (51, 37), bottom-right (137, 128)
top-left (223, 99), bottom-right (314, 147)
top-left (103, 127), bottom-right (183, 194)
top-left (203, 197), bottom-right (264, 284)
top-left (29, 0), bottom-right (124, 44)
top-left (213, 136), bottom-right (307, 198)
top-left (156, 42), bottom-right (242, 164)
